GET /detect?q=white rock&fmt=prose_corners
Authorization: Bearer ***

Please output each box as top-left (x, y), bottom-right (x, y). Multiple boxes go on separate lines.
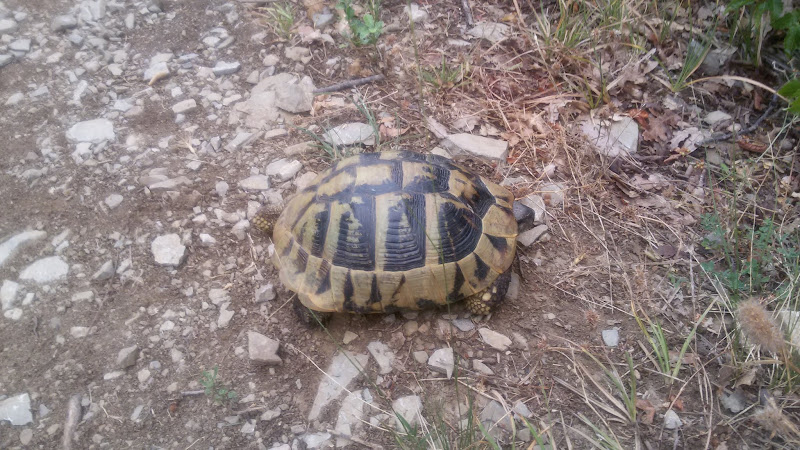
top-left (308, 352), bottom-right (369, 421)
top-left (1, 280), bottom-right (20, 310)
top-left (517, 224), bottom-right (548, 247)
top-left (367, 341), bottom-right (395, 374)
top-left (217, 303), bottom-right (235, 328)
top-left (392, 395), bottom-right (423, 431)
top-left (0, 393), bottom-right (32, 426)
top-left (467, 22), bottom-right (510, 43)
top-left (225, 132), bottom-right (257, 151)
top-left (581, 116), bottom-right (639, 157)
top-left (171, 99), bottom-right (197, 114)
top-left (3, 308), bottom-right (23, 320)
top-left (444, 133), bottom-right (508, 161)
top-left (66, 119), bottom-right (115, 144)
top-left (151, 234), bottom-right (186, 268)
top-left (92, 260), bottom-right (115, 281)
top-left (602, 329), bottom-right (619, 347)
top-left (428, 347), bottom-right (455, 378)
top-left (0, 18), bottom-right (18, 33)
top-left (199, 234), bottom-right (217, 246)
top-left (478, 328), bottom-right (512, 351)
top-left (248, 331), bottom-right (282, 365)
top-left (239, 175), bottom-right (270, 191)
top-left (116, 345), bottom-right (140, 368)
top-left (51, 15), bottom-right (78, 31)
top-left (404, 4), bottom-right (429, 22)
top-left (664, 409), bottom-right (682, 429)
top-left (70, 326), bottom-right (89, 338)
top-left (704, 110), bottom-right (732, 125)
top-left (137, 368), bottom-right (151, 383)
top-left (266, 159), bottom-right (303, 181)
top-left (0, 230), bottom-right (47, 267)
top-left (9, 39), bottom-right (31, 54)
top-left (323, 123), bottom-right (375, 146)
top-left (473, 359), bottom-right (494, 375)
top-left (213, 61), bottom-right (241, 76)
top-left (294, 172), bottom-right (317, 190)
top-left (5, 92), bottom-right (24, 106)
top-left (19, 256), bottom-right (69, 284)
top-left (334, 390), bottom-right (366, 446)
top-left (104, 194), bottom-right (123, 209)
top-left (143, 61), bottom-right (169, 81)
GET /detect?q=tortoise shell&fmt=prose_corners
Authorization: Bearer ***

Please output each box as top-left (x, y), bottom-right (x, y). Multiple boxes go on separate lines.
top-left (271, 151), bottom-right (518, 313)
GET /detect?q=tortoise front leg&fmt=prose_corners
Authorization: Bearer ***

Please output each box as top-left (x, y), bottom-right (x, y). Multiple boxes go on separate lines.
top-left (293, 296), bottom-right (333, 326)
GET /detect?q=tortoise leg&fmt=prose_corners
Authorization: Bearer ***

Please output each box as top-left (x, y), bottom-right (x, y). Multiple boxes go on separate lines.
top-left (465, 271), bottom-right (512, 316)
top-left (293, 297), bottom-right (333, 327)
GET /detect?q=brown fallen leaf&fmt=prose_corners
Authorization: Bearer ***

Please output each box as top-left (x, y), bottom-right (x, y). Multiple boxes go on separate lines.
top-left (379, 124), bottom-right (409, 139)
top-left (737, 137), bottom-right (768, 153)
top-left (636, 398), bottom-right (656, 424)
top-left (734, 367), bottom-right (758, 388)
top-left (669, 394), bottom-right (685, 411)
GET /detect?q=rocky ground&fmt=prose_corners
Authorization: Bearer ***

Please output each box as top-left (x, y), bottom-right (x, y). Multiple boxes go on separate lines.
top-left (1, 0), bottom-right (797, 448)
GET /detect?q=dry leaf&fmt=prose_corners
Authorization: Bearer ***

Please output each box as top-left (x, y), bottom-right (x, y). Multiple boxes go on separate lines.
top-left (379, 124), bottom-right (409, 139)
top-left (636, 399), bottom-right (656, 424)
top-left (737, 137), bottom-right (768, 153)
top-left (734, 367), bottom-right (758, 388)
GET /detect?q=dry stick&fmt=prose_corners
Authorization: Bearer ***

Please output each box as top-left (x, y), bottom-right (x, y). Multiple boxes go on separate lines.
top-left (698, 94), bottom-right (779, 146)
top-left (312, 75), bottom-right (385, 94)
top-left (460, 0), bottom-right (474, 26)
top-left (62, 394), bottom-right (82, 450)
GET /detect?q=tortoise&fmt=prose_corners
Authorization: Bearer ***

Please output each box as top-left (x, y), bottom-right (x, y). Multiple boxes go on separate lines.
top-left (253, 150), bottom-right (535, 323)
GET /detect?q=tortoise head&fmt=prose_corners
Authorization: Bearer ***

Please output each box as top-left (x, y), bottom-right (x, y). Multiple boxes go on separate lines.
top-left (252, 205), bottom-right (282, 237)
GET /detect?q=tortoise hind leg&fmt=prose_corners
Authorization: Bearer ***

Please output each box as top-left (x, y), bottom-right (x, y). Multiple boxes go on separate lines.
top-left (293, 296), bottom-right (333, 326)
top-left (465, 271), bottom-right (512, 316)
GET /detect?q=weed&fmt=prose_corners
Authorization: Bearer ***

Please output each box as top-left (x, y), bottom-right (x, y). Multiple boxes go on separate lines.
top-left (420, 56), bottom-right (466, 90)
top-left (263, 2), bottom-right (295, 40)
top-left (670, 37), bottom-right (712, 92)
top-left (200, 367), bottom-right (237, 405)
top-left (778, 78), bottom-right (800, 115)
top-left (725, 0), bottom-right (800, 64)
top-left (337, 0), bottom-right (384, 46)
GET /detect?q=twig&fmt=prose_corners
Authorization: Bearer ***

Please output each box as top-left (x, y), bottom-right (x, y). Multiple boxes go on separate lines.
top-left (698, 94), bottom-right (779, 146)
top-left (62, 394), bottom-right (82, 450)
top-left (313, 75), bottom-right (385, 94)
top-left (460, 0), bottom-right (474, 27)
top-left (180, 390), bottom-right (206, 397)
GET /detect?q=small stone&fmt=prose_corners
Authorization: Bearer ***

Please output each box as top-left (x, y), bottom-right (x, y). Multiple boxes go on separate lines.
top-left (19, 256), bottom-right (69, 284)
top-left (704, 111), bottom-right (732, 126)
top-left (323, 123), bottom-right (375, 146)
top-left (602, 329), bottom-right (619, 347)
top-left (217, 303), bottom-right (235, 328)
top-left (451, 318), bottom-right (475, 332)
top-left (517, 224), bottom-right (549, 247)
top-left (721, 390), bottom-right (747, 413)
top-left (540, 182), bottom-right (567, 207)
top-left (0, 393), bottom-right (32, 425)
top-left (71, 291), bottom-right (94, 303)
top-left (1, 280), bottom-right (20, 310)
top-left (19, 428), bottom-right (33, 445)
top-left (413, 351), bottom-right (428, 364)
top-left (255, 283), bottom-right (276, 303)
top-left (472, 359), bottom-right (494, 375)
top-left (137, 368), bottom-right (151, 383)
top-left (144, 61), bottom-right (169, 82)
top-left (248, 331), bottom-right (282, 365)
top-left (5, 92), bottom-right (24, 106)
top-left (213, 61), bottom-right (241, 76)
top-left (480, 400), bottom-right (514, 430)
top-left (215, 181), bottom-right (229, 197)
top-left (171, 99), bottom-right (197, 114)
top-left (66, 119), bottom-right (115, 144)
top-left (117, 345), bottom-right (140, 368)
top-left (104, 194), bottom-right (123, 209)
top-left (428, 347), bottom-right (454, 378)
top-left (51, 15), bottom-right (78, 31)
top-left (308, 351), bottom-right (369, 421)
top-left (467, 22), bottom-right (510, 43)
top-left (404, 3), bottom-right (429, 22)
top-left (9, 39), bottom-right (31, 54)
top-left (478, 328), bottom-right (512, 351)
top-left (151, 234), bottom-right (186, 268)
top-left (130, 405), bottom-right (145, 422)
top-left (92, 260), bottom-right (115, 281)
top-left (266, 159), bottom-right (303, 181)
top-left (294, 172), bottom-right (317, 191)
top-left (239, 175), bottom-right (270, 191)
top-left (199, 234), bottom-right (217, 247)
top-left (160, 320), bottom-right (175, 332)
top-left (506, 273), bottom-right (520, 301)
top-left (443, 133), bottom-right (508, 161)
top-left (342, 331), bottom-right (358, 344)
top-left (302, 432), bottom-right (332, 448)
top-left (225, 132), bottom-right (256, 152)
top-left (3, 308), bottom-right (22, 320)
top-left (70, 327), bottom-right (89, 338)
top-left (513, 401), bottom-right (532, 418)
top-left (0, 54), bottom-right (14, 68)
top-left (367, 341), bottom-right (395, 374)
top-left (663, 409), bottom-right (682, 429)
top-left (0, 18), bottom-right (18, 33)
top-left (392, 396), bottom-right (423, 431)
top-left (284, 141), bottom-right (314, 156)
